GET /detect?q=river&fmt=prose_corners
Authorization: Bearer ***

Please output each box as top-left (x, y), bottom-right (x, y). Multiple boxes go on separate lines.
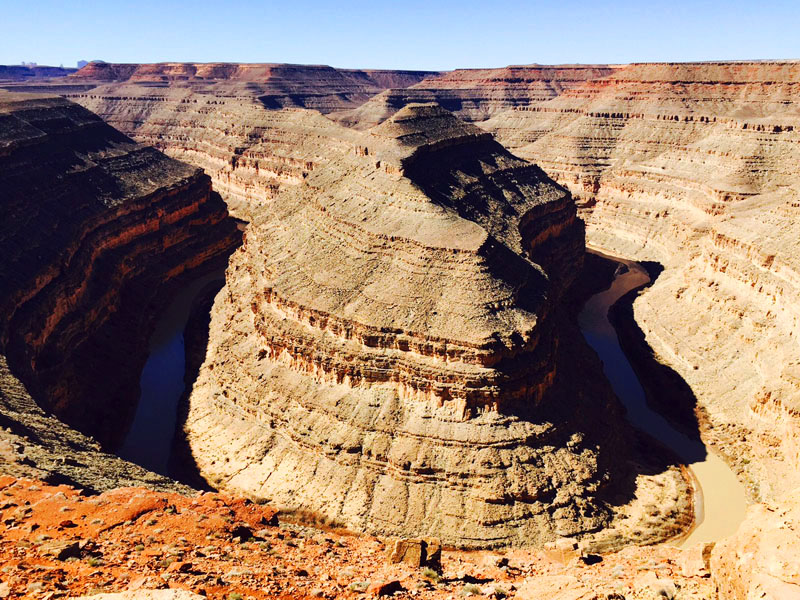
top-left (119, 248), bottom-right (745, 545)
top-left (578, 249), bottom-right (748, 547)
top-left (117, 270), bottom-right (225, 475)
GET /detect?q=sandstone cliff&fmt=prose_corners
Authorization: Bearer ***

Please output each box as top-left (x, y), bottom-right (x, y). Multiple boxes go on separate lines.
top-left (182, 104), bottom-right (689, 548)
top-left (74, 89), bottom-right (365, 221)
top-left (66, 65), bottom-right (608, 223)
top-left (0, 91), bottom-right (241, 447)
top-left (66, 64), bottom-right (437, 222)
top-left (67, 62), bottom-right (439, 113)
top-left (332, 64), bottom-right (618, 128)
top-left (479, 62), bottom-right (800, 502)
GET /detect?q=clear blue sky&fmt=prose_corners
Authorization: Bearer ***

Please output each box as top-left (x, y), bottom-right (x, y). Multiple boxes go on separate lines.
top-left (2, 0), bottom-right (798, 70)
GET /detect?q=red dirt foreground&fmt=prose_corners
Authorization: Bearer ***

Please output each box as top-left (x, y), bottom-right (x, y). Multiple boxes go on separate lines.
top-left (0, 477), bottom-right (717, 600)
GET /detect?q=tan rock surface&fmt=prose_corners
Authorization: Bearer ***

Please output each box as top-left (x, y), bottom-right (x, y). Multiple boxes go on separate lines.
top-left (65, 65), bottom-right (607, 222)
top-left (332, 65), bottom-right (619, 128)
top-left (516, 574), bottom-right (596, 600)
top-left (181, 103), bottom-right (690, 548)
top-left (75, 88), bottom-right (364, 220)
top-left (67, 62), bottom-right (438, 113)
top-left (478, 62), bottom-right (800, 502)
top-left (711, 488), bottom-right (800, 600)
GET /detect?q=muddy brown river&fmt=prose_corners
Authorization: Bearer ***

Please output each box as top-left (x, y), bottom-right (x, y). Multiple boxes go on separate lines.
top-left (578, 249), bottom-right (747, 546)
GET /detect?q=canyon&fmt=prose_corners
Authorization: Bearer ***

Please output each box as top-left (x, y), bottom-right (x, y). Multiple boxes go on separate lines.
top-left (180, 102), bottom-right (691, 549)
top-left (1, 60), bottom-right (800, 599)
top-left (0, 90), bottom-right (240, 454)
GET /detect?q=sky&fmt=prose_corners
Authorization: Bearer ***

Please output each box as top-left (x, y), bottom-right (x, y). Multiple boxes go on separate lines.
top-left (2, 0), bottom-right (799, 71)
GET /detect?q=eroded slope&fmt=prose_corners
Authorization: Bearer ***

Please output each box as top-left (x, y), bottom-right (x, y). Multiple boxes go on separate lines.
top-left (332, 65), bottom-right (618, 128)
top-left (0, 91), bottom-right (241, 447)
top-left (183, 104), bottom-right (690, 548)
top-left (481, 62), bottom-right (800, 501)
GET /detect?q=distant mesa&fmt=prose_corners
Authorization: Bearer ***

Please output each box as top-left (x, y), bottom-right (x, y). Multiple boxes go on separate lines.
top-left (0, 64), bottom-right (77, 82)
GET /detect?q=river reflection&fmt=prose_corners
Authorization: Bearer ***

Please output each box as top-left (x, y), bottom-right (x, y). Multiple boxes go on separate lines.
top-left (118, 270), bottom-right (225, 475)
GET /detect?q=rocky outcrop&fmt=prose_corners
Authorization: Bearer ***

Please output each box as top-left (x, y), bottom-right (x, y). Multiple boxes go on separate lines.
top-left (0, 354), bottom-right (191, 493)
top-left (0, 91), bottom-right (241, 447)
top-left (73, 89), bottom-right (365, 220)
top-left (182, 103), bottom-right (688, 548)
top-left (332, 64), bottom-right (618, 128)
top-left (0, 476), bottom-right (716, 600)
top-left (478, 62), bottom-right (800, 502)
top-left (711, 488), bottom-right (800, 599)
top-left (67, 62), bottom-right (439, 113)
top-left (59, 64), bottom-right (437, 221)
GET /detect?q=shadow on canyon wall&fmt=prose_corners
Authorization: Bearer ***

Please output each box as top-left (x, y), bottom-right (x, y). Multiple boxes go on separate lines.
top-left (569, 252), bottom-right (706, 515)
top-left (608, 260), bottom-right (705, 445)
top-left (168, 278), bottom-right (226, 490)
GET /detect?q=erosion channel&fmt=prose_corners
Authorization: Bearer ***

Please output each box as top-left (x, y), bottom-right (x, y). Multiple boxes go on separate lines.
top-left (579, 249), bottom-right (748, 546)
top-left (118, 270), bottom-right (226, 475)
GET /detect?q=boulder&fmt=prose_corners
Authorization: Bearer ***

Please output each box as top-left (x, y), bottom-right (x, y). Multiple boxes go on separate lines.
top-left (386, 538), bottom-right (441, 568)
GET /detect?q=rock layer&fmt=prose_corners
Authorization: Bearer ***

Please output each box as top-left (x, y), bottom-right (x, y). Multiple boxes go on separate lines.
top-left (332, 64), bottom-right (618, 128)
top-left (65, 66), bottom-right (607, 221)
top-left (0, 91), bottom-right (241, 446)
top-left (480, 62), bottom-right (800, 502)
top-left (182, 104), bottom-right (689, 548)
top-left (67, 62), bottom-right (439, 113)
top-left (74, 89), bottom-right (365, 220)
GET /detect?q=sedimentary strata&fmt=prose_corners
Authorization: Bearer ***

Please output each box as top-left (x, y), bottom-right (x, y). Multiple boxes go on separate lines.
top-left (183, 103), bottom-right (689, 547)
top-left (67, 62), bottom-right (439, 113)
top-left (332, 64), bottom-right (617, 128)
top-left (0, 91), bottom-right (241, 447)
top-left (60, 63), bottom-right (436, 221)
top-left (74, 89), bottom-right (365, 220)
top-left (479, 62), bottom-right (800, 502)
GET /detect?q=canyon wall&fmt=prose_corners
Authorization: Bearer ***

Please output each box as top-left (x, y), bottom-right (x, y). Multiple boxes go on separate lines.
top-left (67, 62), bottom-right (439, 113)
top-left (0, 91), bottom-right (241, 447)
top-left (58, 63), bottom-right (438, 221)
top-left (181, 103), bottom-right (690, 548)
top-left (479, 62), bottom-right (800, 502)
top-left (332, 64), bottom-right (618, 127)
top-left (74, 88), bottom-right (365, 221)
